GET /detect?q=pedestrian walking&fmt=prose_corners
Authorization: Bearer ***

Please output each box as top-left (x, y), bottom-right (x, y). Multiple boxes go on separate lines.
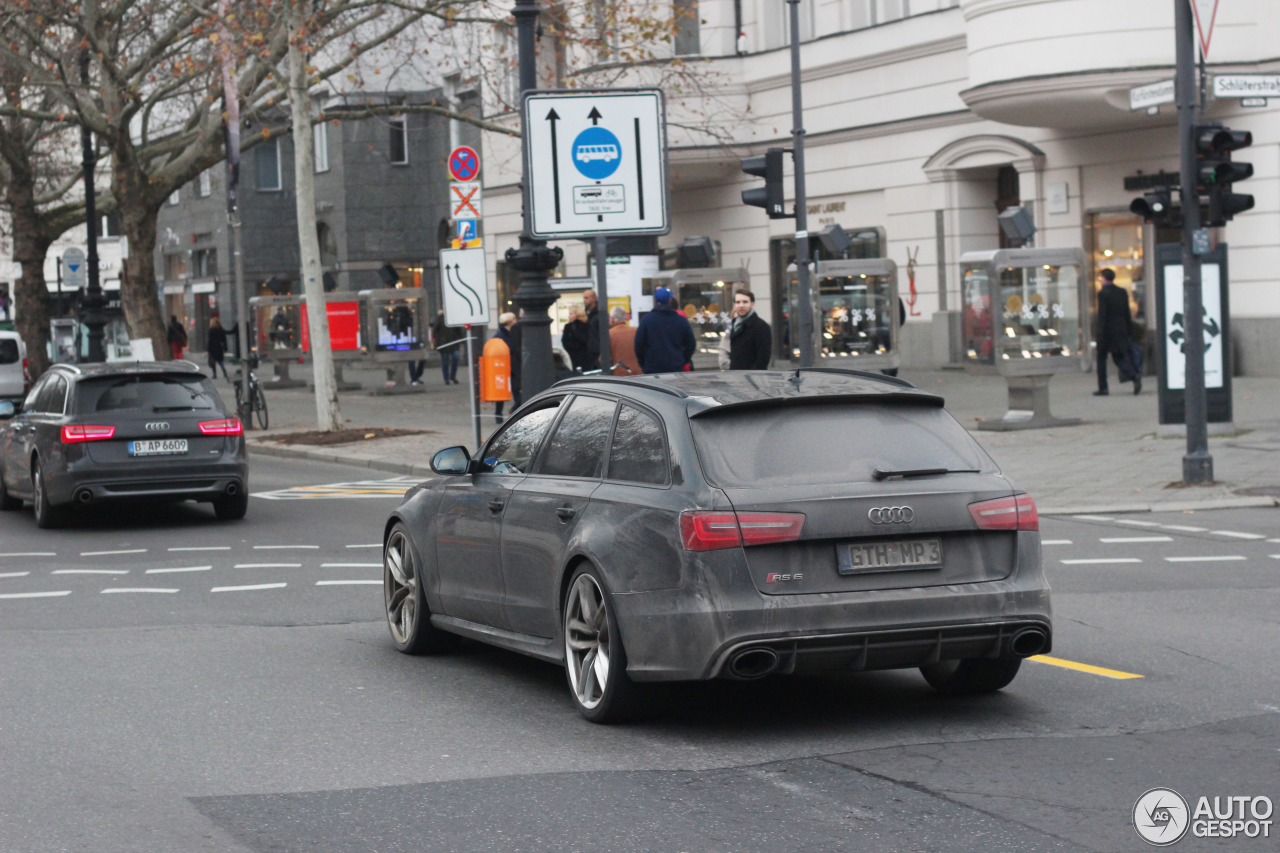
top-left (561, 304), bottom-right (590, 371)
top-left (167, 315), bottom-right (188, 360)
top-left (635, 287), bottom-right (696, 374)
top-left (207, 317), bottom-right (229, 379)
top-left (1094, 268), bottom-right (1141, 396)
top-left (493, 312), bottom-right (523, 422)
top-left (583, 289), bottom-right (601, 371)
top-left (727, 288), bottom-right (772, 370)
top-left (430, 310), bottom-right (465, 385)
top-left (608, 307), bottom-right (641, 375)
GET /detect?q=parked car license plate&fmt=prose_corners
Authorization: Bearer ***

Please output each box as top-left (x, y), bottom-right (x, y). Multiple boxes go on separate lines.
top-left (838, 538), bottom-right (942, 575)
top-left (128, 438), bottom-right (189, 456)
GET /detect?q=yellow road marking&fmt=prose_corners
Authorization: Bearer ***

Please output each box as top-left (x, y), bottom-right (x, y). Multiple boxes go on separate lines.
top-left (1029, 654), bottom-right (1144, 680)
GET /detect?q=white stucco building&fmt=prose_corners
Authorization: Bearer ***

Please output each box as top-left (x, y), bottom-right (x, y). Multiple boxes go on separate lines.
top-left (477, 0), bottom-right (1278, 374)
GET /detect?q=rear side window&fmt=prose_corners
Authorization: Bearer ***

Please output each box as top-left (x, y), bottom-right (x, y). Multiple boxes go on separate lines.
top-left (483, 402), bottom-right (561, 474)
top-left (606, 405), bottom-right (668, 485)
top-left (690, 402), bottom-right (993, 488)
top-left (0, 339), bottom-right (18, 365)
top-left (75, 375), bottom-right (220, 413)
top-left (537, 395), bottom-right (616, 478)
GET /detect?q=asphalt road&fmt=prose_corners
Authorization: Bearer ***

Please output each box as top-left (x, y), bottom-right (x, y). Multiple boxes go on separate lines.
top-left (1, 455), bottom-right (1277, 852)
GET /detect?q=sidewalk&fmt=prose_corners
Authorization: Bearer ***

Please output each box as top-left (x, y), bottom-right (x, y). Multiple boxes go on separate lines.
top-left (218, 355), bottom-right (1280, 516)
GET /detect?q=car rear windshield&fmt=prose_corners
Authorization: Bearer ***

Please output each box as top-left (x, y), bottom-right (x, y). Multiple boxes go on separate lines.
top-left (0, 339), bottom-right (19, 365)
top-left (75, 375), bottom-right (220, 413)
top-left (690, 401), bottom-right (994, 488)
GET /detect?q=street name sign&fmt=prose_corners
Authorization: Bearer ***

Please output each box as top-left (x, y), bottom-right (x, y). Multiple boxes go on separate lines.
top-left (439, 246), bottom-right (490, 327)
top-left (1213, 74), bottom-right (1280, 99)
top-left (523, 89), bottom-right (670, 239)
top-left (61, 247), bottom-right (86, 289)
top-left (1130, 79), bottom-right (1175, 111)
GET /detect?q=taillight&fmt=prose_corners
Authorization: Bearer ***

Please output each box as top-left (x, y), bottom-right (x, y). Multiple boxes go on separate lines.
top-left (680, 511), bottom-right (805, 551)
top-left (969, 493), bottom-right (1039, 531)
top-left (199, 418), bottom-right (243, 436)
top-left (61, 425), bottom-right (116, 443)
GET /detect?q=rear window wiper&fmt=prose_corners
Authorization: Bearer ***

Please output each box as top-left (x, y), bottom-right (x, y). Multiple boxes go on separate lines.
top-left (873, 466), bottom-right (980, 481)
top-left (151, 405), bottom-right (202, 412)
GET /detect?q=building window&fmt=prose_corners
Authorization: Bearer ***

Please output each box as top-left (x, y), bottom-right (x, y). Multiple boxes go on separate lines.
top-left (673, 0), bottom-right (700, 55)
top-left (255, 139), bottom-right (281, 191)
top-left (164, 253), bottom-right (188, 281)
top-left (762, 0), bottom-right (814, 50)
top-left (389, 118), bottom-right (408, 165)
top-left (99, 211), bottom-right (121, 238)
top-left (850, 0), bottom-right (877, 29)
top-left (881, 0), bottom-right (909, 22)
top-left (168, 189), bottom-right (180, 206)
top-left (192, 248), bottom-right (217, 278)
top-left (197, 169), bottom-right (212, 198)
top-left (314, 121), bottom-right (330, 173)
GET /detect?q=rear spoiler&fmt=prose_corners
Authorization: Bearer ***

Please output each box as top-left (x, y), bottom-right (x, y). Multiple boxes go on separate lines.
top-left (688, 390), bottom-right (945, 419)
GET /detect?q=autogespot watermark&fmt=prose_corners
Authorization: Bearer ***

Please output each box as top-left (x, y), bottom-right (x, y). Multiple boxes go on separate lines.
top-left (1133, 788), bottom-right (1274, 845)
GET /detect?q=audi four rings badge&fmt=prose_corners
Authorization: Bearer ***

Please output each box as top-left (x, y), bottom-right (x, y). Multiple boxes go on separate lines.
top-left (145, 422), bottom-right (171, 431)
top-left (868, 506), bottom-right (914, 524)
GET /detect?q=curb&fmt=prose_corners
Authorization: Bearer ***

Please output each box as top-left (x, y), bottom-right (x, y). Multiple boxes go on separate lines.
top-left (1039, 496), bottom-right (1279, 516)
top-left (247, 440), bottom-right (435, 477)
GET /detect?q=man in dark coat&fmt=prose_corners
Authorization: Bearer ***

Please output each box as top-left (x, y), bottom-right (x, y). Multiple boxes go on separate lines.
top-left (561, 304), bottom-right (590, 371)
top-left (635, 287), bottom-right (696, 373)
top-left (1095, 268), bottom-right (1141, 396)
top-left (582, 288), bottom-right (601, 372)
top-left (727, 288), bottom-right (772, 370)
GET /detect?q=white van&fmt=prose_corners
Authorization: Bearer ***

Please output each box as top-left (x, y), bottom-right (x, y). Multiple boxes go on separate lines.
top-left (0, 330), bottom-right (29, 402)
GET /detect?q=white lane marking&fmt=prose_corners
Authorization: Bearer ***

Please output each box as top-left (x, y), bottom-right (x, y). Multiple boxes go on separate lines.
top-left (1165, 555), bottom-right (1246, 563)
top-left (1072, 515), bottom-right (1114, 521)
top-left (52, 569), bottom-right (130, 575)
top-left (233, 563), bottom-right (302, 569)
top-left (0, 571), bottom-right (32, 578)
top-left (1100, 536), bottom-right (1173, 543)
top-left (0, 551), bottom-right (56, 557)
top-left (1161, 525), bottom-right (1206, 532)
top-left (320, 563), bottom-right (381, 568)
top-left (102, 588), bottom-right (179, 594)
top-left (169, 546), bottom-right (232, 552)
top-left (0, 590), bottom-right (71, 599)
top-left (1041, 539), bottom-right (1072, 545)
top-left (212, 583), bottom-right (288, 593)
top-left (79, 549), bottom-right (147, 556)
top-left (253, 478), bottom-right (413, 501)
top-left (1211, 530), bottom-right (1266, 540)
top-left (1060, 558), bottom-right (1143, 565)
top-left (1268, 539), bottom-right (1280, 544)
top-left (146, 566), bottom-right (213, 574)
top-left (253, 545), bottom-right (321, 550)
top-left (1271, 555), bottom-right (1280, 560)
top-left (316, 580), bottom-right (382, 586)
top-left (346, 544), bottom-right (382, 549)
top-left (1115, 519), bottom-right (1161, 527)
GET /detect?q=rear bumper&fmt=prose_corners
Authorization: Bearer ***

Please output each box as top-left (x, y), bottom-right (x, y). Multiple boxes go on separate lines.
top-left (47, 461), bottom-right (248, 505)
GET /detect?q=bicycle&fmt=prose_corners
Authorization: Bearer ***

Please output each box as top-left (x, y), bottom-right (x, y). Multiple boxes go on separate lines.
top-left (232, 354), bottom-right (269, 430)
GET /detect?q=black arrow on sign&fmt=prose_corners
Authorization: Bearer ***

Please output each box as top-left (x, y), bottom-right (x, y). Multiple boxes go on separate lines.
top-left (588, 106), bottom-right (603, 125)
top-left (546, 108), bottom-right (562, 223)
top-left (446, 263), bottom-right (478, 315)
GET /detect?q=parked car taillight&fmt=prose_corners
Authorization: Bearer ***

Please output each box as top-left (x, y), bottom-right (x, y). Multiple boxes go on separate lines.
top-left (680, 511), bottom-right (806, 551)
top-left (968, 493), bottom-right (1039, 531)
top-left (198, 418), bottom-right (243, 436)
top-left (61, 425), bottom-right (116, 443)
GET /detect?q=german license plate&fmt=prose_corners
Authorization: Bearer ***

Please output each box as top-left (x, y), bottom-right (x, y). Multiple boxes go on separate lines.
top-left (838, 539), bottom-right (942, 575)
top-left (128, 438), bottom-right (189, 456)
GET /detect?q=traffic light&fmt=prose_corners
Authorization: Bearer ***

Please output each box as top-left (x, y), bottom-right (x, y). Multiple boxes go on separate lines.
top-left (1130, 189), bottom-right (1180, 228)
top-left (1195, 123), bottom-right (1254, 226)
top-left (741, 147), bottom-right (789, 218)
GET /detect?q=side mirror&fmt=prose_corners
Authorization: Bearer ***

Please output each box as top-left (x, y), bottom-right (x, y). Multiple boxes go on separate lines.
top-left (430, 446), bottom-right (472, 475)
top-left (0, 401), bottom-right (15, 420)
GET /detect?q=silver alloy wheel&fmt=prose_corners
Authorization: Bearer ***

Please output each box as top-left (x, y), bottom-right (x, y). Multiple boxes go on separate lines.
top-left (565, 572), bottom-right (611, 711)
top-left (384, 529), bottom-right (418, 645)
top-left (33, 464), bottom-right (48, 524)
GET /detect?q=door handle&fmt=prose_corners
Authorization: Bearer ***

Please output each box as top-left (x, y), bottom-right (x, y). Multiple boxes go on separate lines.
top-left (487, 499), bottom-right (505, 512)
top-left (555, 507), bottom-right (576, 521)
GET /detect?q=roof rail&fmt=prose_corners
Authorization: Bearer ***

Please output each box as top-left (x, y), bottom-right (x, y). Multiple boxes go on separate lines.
top-left (550, 374), bottom-right (690, 398)
top-left (52, 363), bottom-right (82, 374)
top-left (795, 366), bottom-right (917, 389)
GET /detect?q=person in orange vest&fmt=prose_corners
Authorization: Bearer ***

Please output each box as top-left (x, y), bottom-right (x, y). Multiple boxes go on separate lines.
top-left (481, 312), bottom-right (518, 423)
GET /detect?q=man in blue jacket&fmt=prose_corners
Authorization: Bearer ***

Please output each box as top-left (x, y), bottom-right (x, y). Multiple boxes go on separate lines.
top-left (635, 287), bottom-right (696, 373)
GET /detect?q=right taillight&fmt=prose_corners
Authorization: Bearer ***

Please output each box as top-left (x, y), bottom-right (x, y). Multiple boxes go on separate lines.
top-left (969, 493), bottom-right (1039, 531)
top-left (680, 511), bottom-right (806, 551)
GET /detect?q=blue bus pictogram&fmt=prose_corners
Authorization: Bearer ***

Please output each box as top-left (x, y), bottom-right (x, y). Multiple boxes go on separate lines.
top-left (571, 127), bottom-right (622, 179)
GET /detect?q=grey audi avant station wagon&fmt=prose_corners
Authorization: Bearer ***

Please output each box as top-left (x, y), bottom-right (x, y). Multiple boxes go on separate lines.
top-left (382, 369), bottom-right (1050, 722)
top-left (0, 362), bottom-right (249, 527)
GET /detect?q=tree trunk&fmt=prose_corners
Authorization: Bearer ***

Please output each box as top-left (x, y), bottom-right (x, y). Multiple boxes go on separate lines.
top-left (7, 173), bottom-right (54, 379)
top-left (117, 201), bottom-right (167, 360)
top-left (289, 0), bottom-right (342, 431)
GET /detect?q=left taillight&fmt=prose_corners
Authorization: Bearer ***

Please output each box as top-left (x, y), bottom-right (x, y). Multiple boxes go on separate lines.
top-left (680, 511), bottom-right (806, 551)
top-left (61, 425), bottom-right (116, 443)
top-left (198, 419), bottom-right (243, 436)
top-left (968, 493), bottom-right (1039, 532)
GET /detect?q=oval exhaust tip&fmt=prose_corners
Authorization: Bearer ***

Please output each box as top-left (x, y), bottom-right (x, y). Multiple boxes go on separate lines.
top-left (225, 482), bottom-right (239, 496)
top-left (76, 489), bottom-right (93, 504)
top-left (728, 648), bottom-right (779, 679)
top-left (1009, 628), bottom-right (1048, 658)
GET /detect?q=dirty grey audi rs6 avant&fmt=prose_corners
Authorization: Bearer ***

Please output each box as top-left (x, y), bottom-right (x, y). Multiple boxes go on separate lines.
top-left (382, 368), bottom-right (1051, 722)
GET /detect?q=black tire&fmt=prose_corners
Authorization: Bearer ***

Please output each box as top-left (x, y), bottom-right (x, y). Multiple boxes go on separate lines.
top-left (0, 468), bottom-right (21, 511)
top-left (213, 490), bottom-right (249, 520)
top-left (921, 658), bottom-right (1022, 695)
top-left (384, 523), bottom-right (457, 654)
top-left (32, 460), bottom-right (64, 529)
top-left (562, 565), bottom-right (646, 723)
top-left (252, 384), bottom-right (268, 430)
